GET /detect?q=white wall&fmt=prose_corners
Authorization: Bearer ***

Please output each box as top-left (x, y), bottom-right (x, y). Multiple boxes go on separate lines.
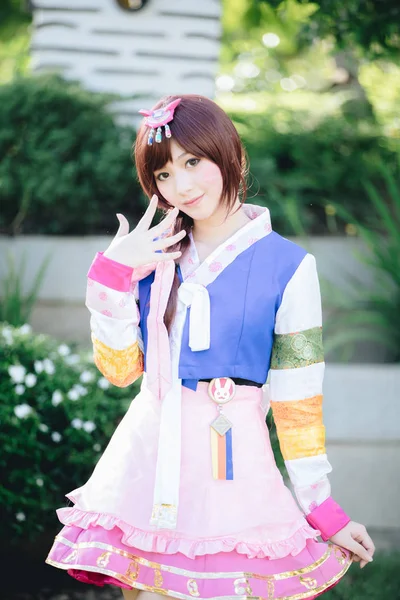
top-left (31, 0), bottom-right (221, 125)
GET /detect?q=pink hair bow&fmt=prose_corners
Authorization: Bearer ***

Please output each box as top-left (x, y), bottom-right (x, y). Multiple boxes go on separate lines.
top-left (139, 98), bottom-right (181, 145)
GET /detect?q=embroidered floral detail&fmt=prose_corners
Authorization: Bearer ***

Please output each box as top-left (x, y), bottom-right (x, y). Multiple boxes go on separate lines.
top-left (101, 309), bottom-right (112, 317)
top-left (271, 327), bottom-right (324, 370)
top-left (119, 298), bottom-right (126, 308)
top-left (209, 261), bottom-right (223, 272)
top-left (92, 335), bottom-right (144, 387)
top-left (248, 237), bottom-right (259, 245)
top-left (225, 244), bottom-right (236, 251)
top-left (99, 291), bottom-right (108, 301)
top-left (188, 257), bottom-right (194, 264)
top-left (309, 501), bottom-right (318, 512)
top-left (264, 222), bottom-right (272, 232)
top-left (87, 279), bottom-right (94, 287)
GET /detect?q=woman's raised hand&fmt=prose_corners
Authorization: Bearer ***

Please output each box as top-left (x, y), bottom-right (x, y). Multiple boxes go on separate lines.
top-left (103, 195), bottom-right (186, 268)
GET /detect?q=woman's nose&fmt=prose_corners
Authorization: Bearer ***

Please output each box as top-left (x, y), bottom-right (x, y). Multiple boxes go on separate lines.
top-left (175, 171), bottom-right (193, 196)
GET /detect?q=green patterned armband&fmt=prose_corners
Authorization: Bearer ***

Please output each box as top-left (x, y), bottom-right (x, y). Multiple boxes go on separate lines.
top-left (271, 326), bottom-right (324, 370)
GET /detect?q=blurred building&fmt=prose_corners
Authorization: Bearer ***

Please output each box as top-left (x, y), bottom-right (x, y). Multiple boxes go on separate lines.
top-left (30, 0), bottom-right (221, 124)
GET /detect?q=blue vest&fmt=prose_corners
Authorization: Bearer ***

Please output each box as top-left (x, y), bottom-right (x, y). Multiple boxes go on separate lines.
top-left (139, 232), bottom-right (306, 391)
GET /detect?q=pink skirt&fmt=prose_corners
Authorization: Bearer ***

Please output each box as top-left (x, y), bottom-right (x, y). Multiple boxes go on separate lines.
top-left (46, 380), bottom-right (352, 598)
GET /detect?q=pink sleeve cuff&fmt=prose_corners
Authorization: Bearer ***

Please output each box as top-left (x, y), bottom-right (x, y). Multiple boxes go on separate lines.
top-left (87, 252), bottom-right (133, 292)
top-left (305, 496), bottom-right (351, 541)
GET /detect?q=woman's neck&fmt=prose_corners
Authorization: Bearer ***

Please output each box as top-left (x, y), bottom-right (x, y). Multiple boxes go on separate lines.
top-left (192, 200), bottom-right (251, 245)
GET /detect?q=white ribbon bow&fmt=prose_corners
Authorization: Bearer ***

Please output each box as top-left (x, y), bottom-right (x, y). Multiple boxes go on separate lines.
top-left (178, 282), bottom-right (211, 351)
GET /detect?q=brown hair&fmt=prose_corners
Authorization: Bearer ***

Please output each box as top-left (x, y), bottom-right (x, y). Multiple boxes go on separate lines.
top-left (134, 94), bottom-right (248, 331)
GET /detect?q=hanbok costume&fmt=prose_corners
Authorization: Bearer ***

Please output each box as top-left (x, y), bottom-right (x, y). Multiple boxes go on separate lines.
top-left (46, 201), bottom-right (353, 599)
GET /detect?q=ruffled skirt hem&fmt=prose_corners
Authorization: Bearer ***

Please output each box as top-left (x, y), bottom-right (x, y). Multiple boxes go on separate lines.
top-left (45, 522), bottom-right (353, 600)
top-left (57, 504), bottom-right (319, 560)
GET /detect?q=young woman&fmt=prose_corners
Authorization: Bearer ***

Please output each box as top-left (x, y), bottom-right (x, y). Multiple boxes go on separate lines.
top-left (46, 95), bottom-right (375, 599)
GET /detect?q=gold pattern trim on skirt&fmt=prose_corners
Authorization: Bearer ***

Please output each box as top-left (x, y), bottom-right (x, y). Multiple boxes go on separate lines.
top-left (48, 536), bottom-right (350, 584)
top-left (92, 334), bottom-right (144, 387)
top-left (46, 554), bottom-right (352, 600)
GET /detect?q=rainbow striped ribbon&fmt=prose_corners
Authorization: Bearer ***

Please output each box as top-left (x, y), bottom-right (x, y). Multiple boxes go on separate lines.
top-left (211, 426), bottom-right (233, 480)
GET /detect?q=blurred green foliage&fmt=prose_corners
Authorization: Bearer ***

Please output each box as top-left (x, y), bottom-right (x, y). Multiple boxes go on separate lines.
top-left (250, 0), bottom-right (400, 58)
top-left (0, 75), bottom-right (145, 235)
top-left (231, 108), bottom-right (395, 234)
top-left (322, 160), bottom-right (400, 362)
top-left (0, 251), bottom-right (50, 325)
top-left (0, 322), bottom-right (141, 544)
top-left (0, 0), bottom-right (31, 83)
top-left (324, 551), bottom-right (400, 599)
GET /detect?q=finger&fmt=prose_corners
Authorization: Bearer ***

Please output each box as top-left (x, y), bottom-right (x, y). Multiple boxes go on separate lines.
top-left (153, 229), bottom-right (186, 251)
top-left (149, 206), bottom-right (179, 237)
top-left (352, 555), bottom-right (361, 563)
top-left (353, 529), bottom-right (376, 557)
top-left (136, 194), bottom-right (159, 232)
top-left (360, 559), bottom-right (368, 569)
top-left (348, 540), bottom-right (373, 564)
top-left (115, 213), bottom-right (129, 237)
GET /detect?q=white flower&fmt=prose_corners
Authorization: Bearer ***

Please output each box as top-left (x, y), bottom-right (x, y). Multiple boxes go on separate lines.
top-left (51, 431), bottom-right (62, 442)
top-left (57, 344), bottom-right (71, 356)
top-left (14, 403), bottom-right (32, 418)
top-left (15, 384), bottom-right (25, 396)
top-left (83, 421), bottom-right (96, 433)
top-left (16, 512), bottom-right (26, 521)
top-left (38, 423), bottom-right (49, 433)
top-left (2, 326), bottom-right (13, 344)
top-left (43, 359), bottom-right (55, 375)
top-left (36, 478), bottom-right (44, 487)
top-left (80, 370), bottom-right (94, 384)
top-left (19, 324), bottom-right (32, 335)
top-left (98, 377), bottom-right (110, 390)
top-left (34, 360), bottom-right (44, 374)
top-left (67, 389), bottom-right (80, 401)
top-left (51, 390), bottom-right (63, 406)
top-left (71, 418), bottom-right (83, 429)
top-left (65, 354), bottom-right (80, 366)
top-left (93, 443), bottom-right (101, 452)
top-left (74, 384), bottom-right (88, 396)
top-left (25, 373), bottom-right (37, 388)
top-left (8, 365), bottom-right (27, 384)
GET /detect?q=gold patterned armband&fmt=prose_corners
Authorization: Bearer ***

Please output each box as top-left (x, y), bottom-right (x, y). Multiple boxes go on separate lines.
top-left (271, 326), bottom-right (324, 370)
top-left (92, 334), bottom-right (144, 387)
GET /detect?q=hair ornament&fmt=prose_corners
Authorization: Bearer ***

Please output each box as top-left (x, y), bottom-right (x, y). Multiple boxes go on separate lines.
top-left (139, 98), bottom-right (181, 145)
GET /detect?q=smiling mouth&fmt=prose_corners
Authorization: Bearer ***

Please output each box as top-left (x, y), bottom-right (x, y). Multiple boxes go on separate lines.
top-left (184, 194), bottom-right (204, 206)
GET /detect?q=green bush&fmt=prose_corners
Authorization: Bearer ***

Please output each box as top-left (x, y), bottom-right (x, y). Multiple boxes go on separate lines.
top-left (0, 74), bottom-right (144, 235)
top-left (0, 322), bottom-right (141, 544)
top-left (232, 109), bottom-right (397, 234)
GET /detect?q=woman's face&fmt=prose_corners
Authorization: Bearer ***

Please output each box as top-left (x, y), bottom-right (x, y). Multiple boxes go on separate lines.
top-left (153, 140), bottom-right (224, 221)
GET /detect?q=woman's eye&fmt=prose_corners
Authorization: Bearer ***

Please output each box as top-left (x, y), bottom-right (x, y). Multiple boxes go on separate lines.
top-left (156, 172), bottom-right (169, 181)
top-left (187, 158), bottom-right (200, 168)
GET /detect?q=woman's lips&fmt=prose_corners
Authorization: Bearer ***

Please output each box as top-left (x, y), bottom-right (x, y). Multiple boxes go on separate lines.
top-left (184, 194), bottom-right (204, 207)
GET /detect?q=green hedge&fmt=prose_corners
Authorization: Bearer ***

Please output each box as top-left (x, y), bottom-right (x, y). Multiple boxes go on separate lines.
top-left (0, 74), bottom-right (398, 236)
top-left (0, 322), bottom-right (141, 544)
top-left (0, 75), bottom-right (144, 235)
top-left (232, 109), bottom-right (397, 234)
